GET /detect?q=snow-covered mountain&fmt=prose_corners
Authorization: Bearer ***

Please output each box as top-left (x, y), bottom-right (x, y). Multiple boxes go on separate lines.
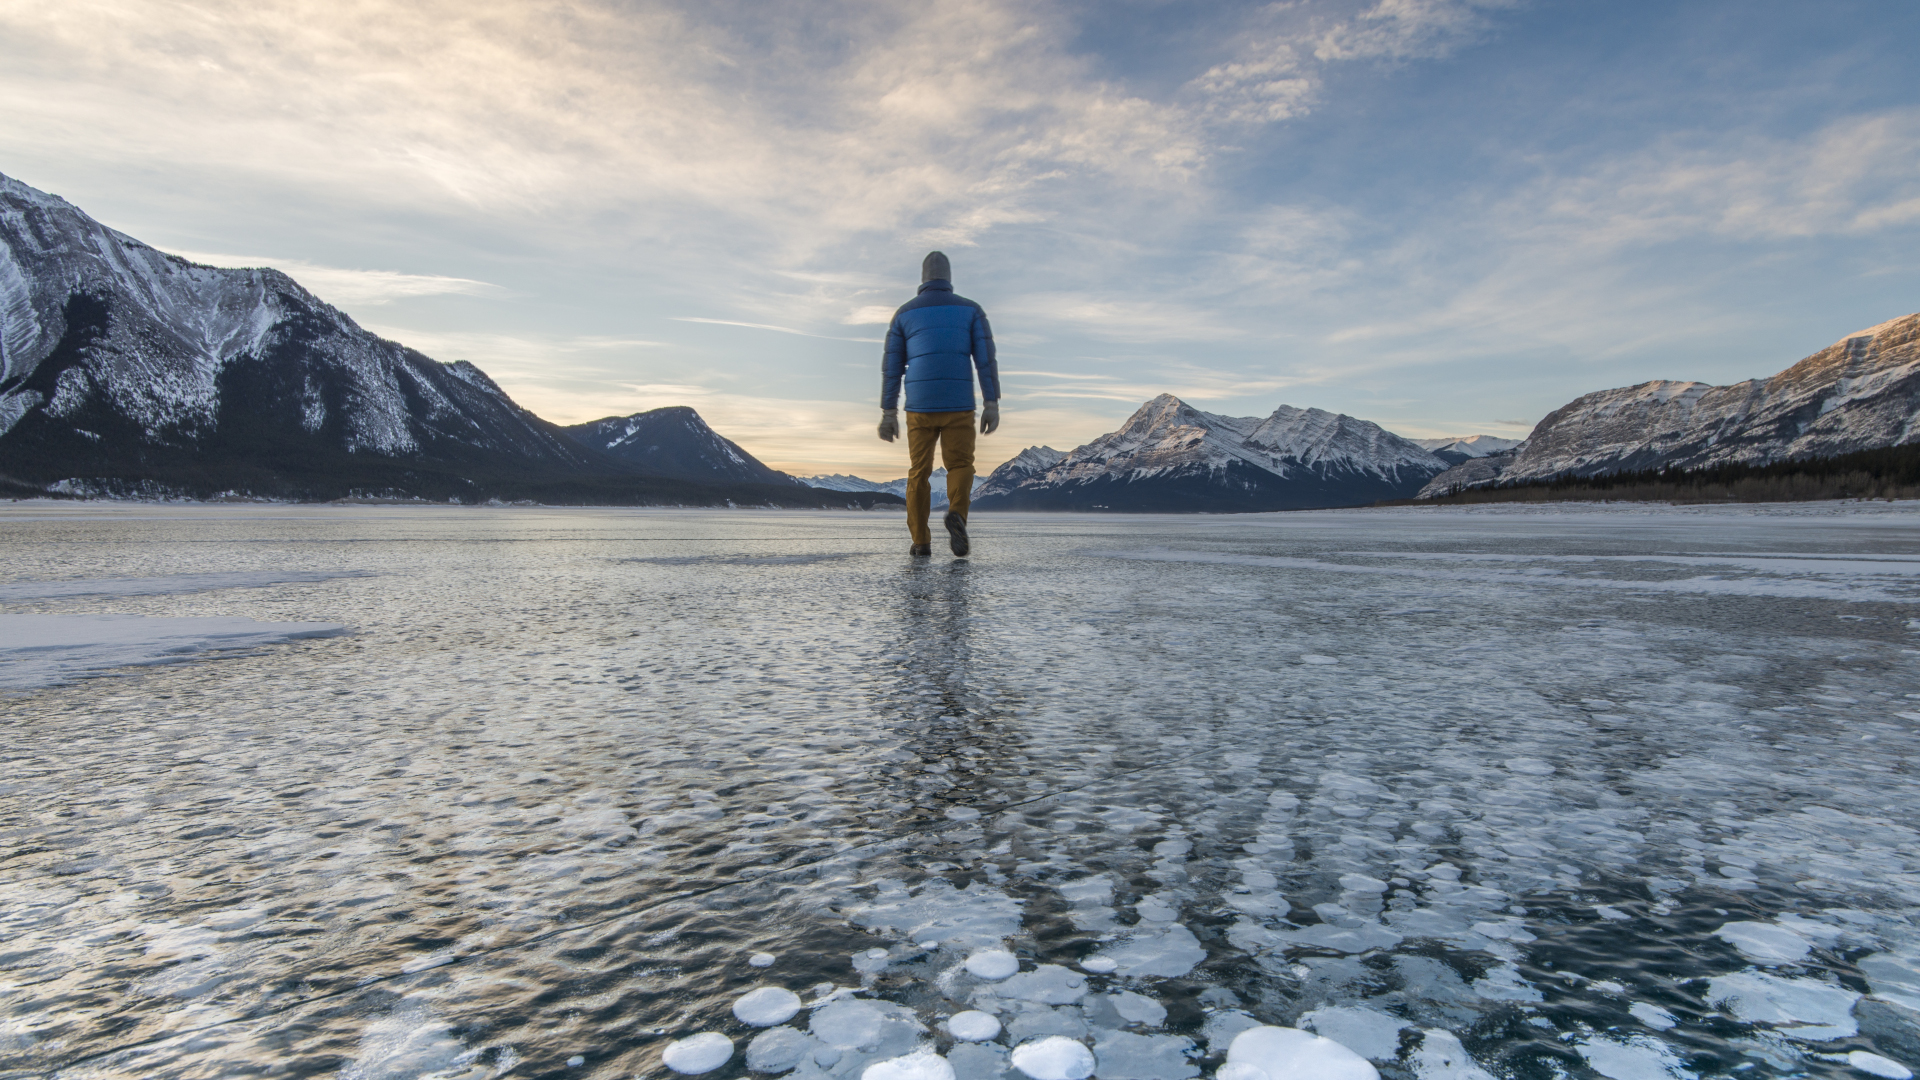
top-left (800, 468), bottom-right (979, 509)
top-left (1418, 314), bottom-right (1920, 497)
top-left (973, 395), bottom-right (1449, 512)
top-left (564, 407), bottom-right (797, 486)
top-left (0, 172), bottom-right (886, 506)
top-left (1413, 434), bottom-right (1524, 464)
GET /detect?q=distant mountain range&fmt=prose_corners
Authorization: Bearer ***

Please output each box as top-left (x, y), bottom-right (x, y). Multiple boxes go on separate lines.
top-left (0, 172), bottom-right (896, 508)
top-left (971, 395), bottom-right (1450, 512)
top-left (1412, 434), bottom-right (1523, 464)
top-left (800, 468), bottom-right (979, 510)
top-left (1418, 314), bottom-right (1920, 498)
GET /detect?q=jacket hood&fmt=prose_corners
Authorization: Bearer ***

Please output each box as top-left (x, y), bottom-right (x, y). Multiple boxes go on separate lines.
top-left (917, 279), bottom-right (953, 294)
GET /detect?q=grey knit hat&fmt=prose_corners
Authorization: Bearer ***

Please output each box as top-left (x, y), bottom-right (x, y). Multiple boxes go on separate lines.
top-left (922, 251), bottom-right (951, 282)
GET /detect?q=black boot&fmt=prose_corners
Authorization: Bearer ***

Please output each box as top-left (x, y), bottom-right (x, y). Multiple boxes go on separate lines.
top-left (910, 543), bottom-right (932, 557)
top-left (944, 511), bottom-right (970, 557)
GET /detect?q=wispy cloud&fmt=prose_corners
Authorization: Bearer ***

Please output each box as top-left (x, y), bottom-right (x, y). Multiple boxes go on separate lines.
top-left (168, 250), bottom-right (497, 306)
top-left (673, 317), bottom-right (882, 343)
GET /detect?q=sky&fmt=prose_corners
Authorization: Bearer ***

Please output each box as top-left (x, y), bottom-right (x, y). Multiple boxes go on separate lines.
top-left (3, 0), bottom-right (1918, 479)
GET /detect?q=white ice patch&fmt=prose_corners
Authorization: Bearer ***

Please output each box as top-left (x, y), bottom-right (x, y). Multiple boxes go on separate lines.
top-left (1706, 970), bottom-right (1860, 1040)
top-left (1410, 1030), bottom-right (1495, 1080)
top-left (1849, 1051), bottom-right (1914, 1079)
top-left (1470, 963), bottom-right (1542, 1002)
top-left (863, 1050), bottom-right (955, 1080)
top-left (1228, 1025), bottom-right (1378, 1080)
top-left (747, 1026), bottom-right (818, 1073)
top-left (1713, 921), bottom-right (1812, 963)
top-left (966, 949), bottom-right (1020, 981)
top-left (338, 1000), bottom-right (479, 1080)
top-left (734, 987), bottom-right (803, 1027)
top-left (1300, 1007), bottom-right (1410, 1062)
top-left (750, 952), bottom-right (779, 968)
top-left (1573, 1034), bottom-right (1696, 1079)
top-left (1010, 1036), bottom-right (1096, 1080)
top-left (1089, 925), bottom-right (1206, 978)
top-left (1110, 991), bottom-right (1167, 1027)
top-left (1079, 957), bottom-right (1117, 974)
top-left (0, 613), bottom-right (347, 689)
top-left (1090, 1031), bottom-right (1198, 1080)
top-left (810, 999), bottom-right (924, 1051)
top-left (991, 965), bottom-right (1087, 1005)
top-left (1629, 1003), bottom-right (1678, 1030)
top-left (947, 1011), bottom-right (1002, 1042)
top-left (850, 880), bottom-right (1022, 948)
top-left (663, 1032), bottom-right (734, 1074)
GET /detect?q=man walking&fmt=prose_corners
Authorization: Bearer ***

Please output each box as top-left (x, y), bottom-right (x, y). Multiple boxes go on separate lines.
top-left (878, 251), bottom-right (1000, 557)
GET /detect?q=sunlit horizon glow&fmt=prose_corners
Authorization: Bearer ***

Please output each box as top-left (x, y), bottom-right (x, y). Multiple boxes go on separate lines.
top-left (3, 0), bottom-right (1916, 478)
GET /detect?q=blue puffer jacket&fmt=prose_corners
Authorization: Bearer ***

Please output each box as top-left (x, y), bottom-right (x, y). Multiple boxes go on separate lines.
top-left (881, 280), bottom-right (1000, 413)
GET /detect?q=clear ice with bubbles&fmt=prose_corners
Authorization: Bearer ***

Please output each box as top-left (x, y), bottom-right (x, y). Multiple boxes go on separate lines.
top-left (3, 502), bottom-right (1920, 1079)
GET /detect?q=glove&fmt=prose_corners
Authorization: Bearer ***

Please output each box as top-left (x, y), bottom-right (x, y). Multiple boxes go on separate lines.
top-left (980, 400), bottom-right (1000, 435)
top-left (878, 409), bottom-right (899, 442)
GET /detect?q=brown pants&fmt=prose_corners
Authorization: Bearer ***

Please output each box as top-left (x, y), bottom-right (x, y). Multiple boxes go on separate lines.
top-left (905, 410), bottom-right (975, 545)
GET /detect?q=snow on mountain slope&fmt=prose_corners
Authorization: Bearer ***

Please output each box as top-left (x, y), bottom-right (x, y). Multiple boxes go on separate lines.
top-left (973, 395), bottom-right (1448, 512)
top-left (1414, 434), bottom-right (1524, 463)
top-left (1420, 314), bottom-right (1920, 495)
top-left (564, 407), bottom-right (796, 487)
top-left (0, 171), bottom-right (601, 494)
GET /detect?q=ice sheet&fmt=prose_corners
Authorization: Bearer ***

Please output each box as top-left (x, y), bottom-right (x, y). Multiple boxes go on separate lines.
top-left (3, 503), bottom-right (1919, 1080)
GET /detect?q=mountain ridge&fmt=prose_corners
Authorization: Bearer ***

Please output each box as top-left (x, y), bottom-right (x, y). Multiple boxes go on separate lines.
top-left (1419, 313), bottom-right (1920, 497)
top-left (972, 395), bottom-right (1448, 512)
top-left (0, 172), bottom-right (897, 508)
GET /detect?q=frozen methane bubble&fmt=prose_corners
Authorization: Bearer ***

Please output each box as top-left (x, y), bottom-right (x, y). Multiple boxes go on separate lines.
top-left (750, 952), bottom-right (778, 968)
top-left (1228, 1026), bottom-right (1378, 1080)
top-left (1299, 1007), bottom-right (1409, 1061)
top-left (966, 948), bottom-right (1020, 981)
top-left (1628, 1003), bottom-right (1677, 1030)
top-left (1216, 1065), bottom-right (1268, 1080)
top-left (1409, 1030), bottom-right (1495, 1080)
top-left (1713, 921), bottom-right (1811, 963)
top-left (945, 806), bottom-right (982, 821)
top-left (1503, 758), bottom-right (1555, 776)
top-left (1080, 957), bottom-right (1117, 974)
top-left (1706, 970), bottom-right (1860, 1040)
top-left (1337, 874), bottom-right (1388, 894)
top-left (734, 986), bottom-right (803, 1027)
top-left (863, 1050), bottom-right (956, 1080)
top-left (662, 1032), bottom-right (734, 1074)
top-left (947, 1011), bottom-right (1002, 1042)
top-left (1849, 1051), bottom-right (1914, 1079)
top-left (747, 1027), bottom-right (816, 1073)
top-left (1300, 655), bottom-right (1339, 665)
top-left (1010, 1037), bottom-right (1096, 1080)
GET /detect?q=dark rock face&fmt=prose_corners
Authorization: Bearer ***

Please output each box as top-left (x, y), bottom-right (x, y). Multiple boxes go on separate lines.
top-left (0, 172), bottom-right (891, 507)
top-left (972, 394), bottom-right (1448, 512)
top-left (564, 407), bottom-right (796, 486)
top-left (1432, 313), bottom-right (1920, 494)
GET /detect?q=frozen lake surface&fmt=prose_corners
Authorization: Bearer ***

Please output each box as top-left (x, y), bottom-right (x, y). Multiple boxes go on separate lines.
top-left (3, 502), bottom-right (1919, 1080)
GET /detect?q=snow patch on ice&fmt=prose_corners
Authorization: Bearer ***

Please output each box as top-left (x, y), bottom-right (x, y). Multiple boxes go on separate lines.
top-left (1010, 1036), bottom-right (1095, 1080)
top-left (850, 880), bottom-right (1022, 948)
top-left (734, 986), bottom-right (803, 1027)
top-left (1228, 1025), bottom-right (1378, 1080)
top-left (1573, 1034), bottom-right (1695, 1079)
top-left (663, 1032), bottom-right (734, 1074)
top-left (1706, 969), bottom-right (1859, 1040)
top-left (1714, 921), bottom-right (1812, 963)
top-left (947, 1011), bottom-right (1002, 1042)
